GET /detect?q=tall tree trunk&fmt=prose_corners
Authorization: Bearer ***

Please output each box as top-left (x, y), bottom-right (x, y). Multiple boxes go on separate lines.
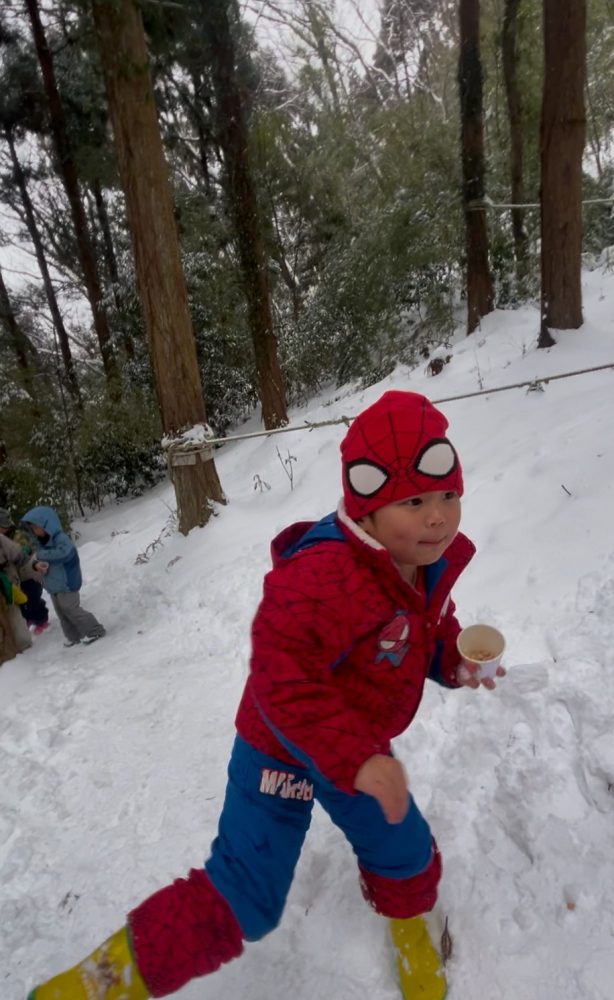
top-left (458, 0), bottom-right (494, 335)
top-left (0, 265), bottom-right (38, 400)
top-left (92, 178), bottom-right (135, 360)
top-left (539, 0), bottom-right (586, 346)
top-left (202, 0), bottom-right (288, 429)
top-left (4, 126), bottom-right (82, 407)
top-left (91, 0), bottom-right (225, 534)
top-left (186, 67), bottom-right (214, 197)
top-left (305, 3), bottom-right (342, 114)
top-left (502, 0), bottom-right (529, 290)
top-left (24, 0), bottom-right (120, 394)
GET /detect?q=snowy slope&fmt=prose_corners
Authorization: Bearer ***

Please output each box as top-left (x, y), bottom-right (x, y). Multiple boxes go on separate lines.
top-left (2, 265), bottom-right (614, 1000)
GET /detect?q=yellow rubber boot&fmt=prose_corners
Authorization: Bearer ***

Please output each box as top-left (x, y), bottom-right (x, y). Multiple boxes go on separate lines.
top-left (28, 926), bottom-right (150, 1000)
top-left (389, 915), bottom-right (447, 1000)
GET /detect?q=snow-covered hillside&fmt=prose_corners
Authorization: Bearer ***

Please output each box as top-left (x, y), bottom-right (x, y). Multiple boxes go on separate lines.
top-left (2, 265), bottom-right (614, 1000)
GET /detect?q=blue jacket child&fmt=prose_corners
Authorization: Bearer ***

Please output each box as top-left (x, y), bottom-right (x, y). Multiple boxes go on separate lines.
top-left (22, 506), bottom-right (105, 647)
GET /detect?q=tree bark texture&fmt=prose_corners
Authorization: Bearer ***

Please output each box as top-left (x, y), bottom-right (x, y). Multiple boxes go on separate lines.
top-left (91, 0), bottom-right (225, 533)
top-left (458, 0), bottom-right (494, 335)
top-left (203, 0), bottom-right (288, 429)
top-left (24, 0), bottom-right (119, 394)
top-left (502, 0), bottom-right (529, 288)
top-left (5, 126), bottom-right (82, 407)
top-left (539, 0), bottom-right (586, 345)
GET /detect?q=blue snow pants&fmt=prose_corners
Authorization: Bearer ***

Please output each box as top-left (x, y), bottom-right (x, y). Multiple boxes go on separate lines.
top-left (205, 735), bottom-right (434, 941)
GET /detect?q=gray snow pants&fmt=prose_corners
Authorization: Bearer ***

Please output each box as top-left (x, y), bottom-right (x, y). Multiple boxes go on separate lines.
top-left (51, 591), bottom-right (105, 643)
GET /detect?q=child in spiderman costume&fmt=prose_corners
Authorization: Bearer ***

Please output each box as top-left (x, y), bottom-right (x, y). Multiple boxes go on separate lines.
top-left (30, 391), bottom-right (504, 1000)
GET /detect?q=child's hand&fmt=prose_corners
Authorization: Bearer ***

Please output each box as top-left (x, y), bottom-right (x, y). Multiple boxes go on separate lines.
top-left (354, 754), bottom-right (410, 824)
top-left (458, 661), bottom-right (506, 691)
top-left (35, 561), bottom-right (49, 574)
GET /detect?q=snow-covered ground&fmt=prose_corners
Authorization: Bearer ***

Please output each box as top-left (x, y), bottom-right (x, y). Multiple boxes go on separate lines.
top-left (2, 265), bottom-right (614, 1000)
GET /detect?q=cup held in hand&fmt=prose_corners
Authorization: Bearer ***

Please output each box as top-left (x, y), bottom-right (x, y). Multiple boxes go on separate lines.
top-left (457, 624), bottom-right (505, 680)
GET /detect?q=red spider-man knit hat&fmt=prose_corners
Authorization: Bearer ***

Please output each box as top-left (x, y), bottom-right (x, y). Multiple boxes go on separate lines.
top-left (341, 390), bottom-right (463, 520)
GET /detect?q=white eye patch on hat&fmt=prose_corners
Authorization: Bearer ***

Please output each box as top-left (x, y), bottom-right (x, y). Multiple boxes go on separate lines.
top-left (347, 439), bottom-right (458, 499)
top-left (414, 439), bottom-right (457, 478)
top-left (346, 461), bottom-right (389, 498)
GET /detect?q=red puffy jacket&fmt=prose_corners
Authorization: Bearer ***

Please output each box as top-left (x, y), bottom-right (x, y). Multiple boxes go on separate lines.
top-left (236, 509), bottom-right (475, 794)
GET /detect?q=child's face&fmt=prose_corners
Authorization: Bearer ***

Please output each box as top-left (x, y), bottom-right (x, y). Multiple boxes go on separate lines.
top-left (358, 490), bottom-right (461, 569)
top-left (28, 524), bottom-right (46, 539)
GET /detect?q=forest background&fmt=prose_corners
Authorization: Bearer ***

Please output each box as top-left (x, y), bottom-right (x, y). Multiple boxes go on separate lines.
top-left (0, 0), bottom-right (613, 528)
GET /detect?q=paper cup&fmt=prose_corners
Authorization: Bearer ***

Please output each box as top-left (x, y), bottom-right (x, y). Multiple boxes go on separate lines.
top-left (457, 624), bottom-right (505, 680)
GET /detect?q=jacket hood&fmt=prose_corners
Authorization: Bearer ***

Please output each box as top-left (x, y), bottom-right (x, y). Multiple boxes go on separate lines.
top-left (270, 513), bottom-right (351, 568)
top-left (22, 505), bottom-right (63, 537)
top-left (270, 520), bottom-right (317, 567)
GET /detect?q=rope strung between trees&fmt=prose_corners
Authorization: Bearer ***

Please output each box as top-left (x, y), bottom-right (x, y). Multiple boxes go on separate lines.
top-left (202, 361), bottom-right (614, 448)
top-left (466, 196), bottom-right (614, 211)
